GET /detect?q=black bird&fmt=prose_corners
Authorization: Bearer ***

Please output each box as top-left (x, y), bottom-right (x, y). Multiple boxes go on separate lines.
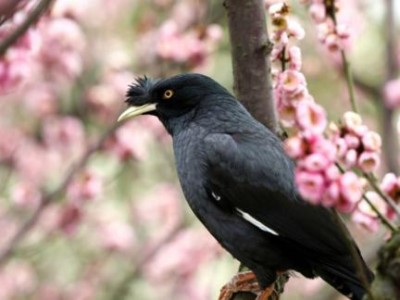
top-left (118, 73), bottom-right (374, 300)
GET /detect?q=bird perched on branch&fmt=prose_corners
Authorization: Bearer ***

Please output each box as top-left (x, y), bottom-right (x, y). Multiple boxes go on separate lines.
top-left (118, 73), bottom-right (374, 300)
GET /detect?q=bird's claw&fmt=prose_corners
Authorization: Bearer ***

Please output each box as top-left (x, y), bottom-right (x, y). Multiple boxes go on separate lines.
top-left (219, 271), bottom-right (277, 300)
top-left (219, 271), bottom-right (260, 300)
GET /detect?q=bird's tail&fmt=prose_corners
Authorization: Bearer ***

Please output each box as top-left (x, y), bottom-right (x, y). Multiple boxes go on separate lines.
top-left (317, 256), bottom-right (374, 300)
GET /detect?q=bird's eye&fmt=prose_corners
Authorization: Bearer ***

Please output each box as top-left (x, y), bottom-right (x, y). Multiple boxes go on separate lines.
top-left (163, 89), bottom-right (174, 99)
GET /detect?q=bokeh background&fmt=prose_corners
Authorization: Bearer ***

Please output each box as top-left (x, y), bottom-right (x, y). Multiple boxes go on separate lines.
top-left (0, 0), bottom-right (399, 299)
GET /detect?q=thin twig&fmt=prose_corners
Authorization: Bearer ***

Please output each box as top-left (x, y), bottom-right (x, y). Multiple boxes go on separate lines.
top-left (325, 1), bottom-right (358, 112)
top-left (340, 50), bottom-right (359, 113)
top-left (362, 193), bottom-right (398, 233)
top-left (336, 163), bottom-right (398, 233)
top-left (0, 124), bottom-right (119, 266)
top-left (0, 0), bottom-right (54, 56)
top-left (363, 172), bottom-right (400, 218)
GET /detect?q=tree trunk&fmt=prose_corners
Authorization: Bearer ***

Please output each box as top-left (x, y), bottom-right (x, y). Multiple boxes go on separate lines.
top-left (381, 0), bottom-right (399, 174)
top-left (224, 1), bottom-right (287, 299)
top-left (224, 0), bottom-right (278, 133)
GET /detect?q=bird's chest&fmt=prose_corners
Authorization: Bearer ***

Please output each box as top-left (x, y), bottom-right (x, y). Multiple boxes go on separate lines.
top-left (173, 129), bottom-right (208, 209)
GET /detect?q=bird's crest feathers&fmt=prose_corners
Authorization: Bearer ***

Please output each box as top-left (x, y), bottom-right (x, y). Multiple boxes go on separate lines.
top-left (125, 76), bottom-right (157, 104)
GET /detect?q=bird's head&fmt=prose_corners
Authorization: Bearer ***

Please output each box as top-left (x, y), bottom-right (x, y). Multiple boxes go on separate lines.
top-left (117, 73), bottom-right (231, 125)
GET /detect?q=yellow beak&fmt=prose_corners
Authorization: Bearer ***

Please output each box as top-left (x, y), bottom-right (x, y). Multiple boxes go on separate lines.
top-left (117, 103), bottom-right (157, 122)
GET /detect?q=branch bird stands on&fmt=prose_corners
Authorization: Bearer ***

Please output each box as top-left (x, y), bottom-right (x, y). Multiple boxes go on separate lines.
top-left (117, 73), bottom-right (374, 300)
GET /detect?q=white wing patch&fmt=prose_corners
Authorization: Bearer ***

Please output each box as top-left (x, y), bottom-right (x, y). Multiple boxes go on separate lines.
top-left (236, 208), bottom-right (279, 236)
top-left (211, 191), bottom-right (221, 201)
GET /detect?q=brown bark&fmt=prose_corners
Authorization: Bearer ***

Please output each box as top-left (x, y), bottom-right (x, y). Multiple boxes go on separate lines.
top-left (224, 0), bottom-right (278, 133)
top-left (224, 1), bottom-right (287, 300)
top-left (381, 0), bottom-right (399, 174)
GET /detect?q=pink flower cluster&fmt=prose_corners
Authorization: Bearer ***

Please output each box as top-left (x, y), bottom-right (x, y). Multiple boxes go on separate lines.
top-left (285, 133), bottom-right (363, 213)
top-left (329, 112), bottom-right (381, 173)
top-left (156, 20), bottom-right (222, 69)
top-left (352, 173), bottom-right (400, 232)
top-left (269, 3), bottom-right (327, 133)
top-left (380, 173), bottom-right (400, 218)
top-left (352, 191), bottom-right (388, 232)
top-left (306, 1), bottom-right (351, 52)
top-left (59, 169), bottom-right (103, 235)
top-left (36, 17), bottom-right (86, 81)
top-left (0, 13), bottom-right (40, 93)
top-left (269, 2), bottom-right (364, 212)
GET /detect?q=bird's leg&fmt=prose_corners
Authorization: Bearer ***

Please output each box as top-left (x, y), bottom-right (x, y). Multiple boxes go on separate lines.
top-left (255, 286), bottom-right (276, 300)
top-left (219, 270), bottom-right (259, 300)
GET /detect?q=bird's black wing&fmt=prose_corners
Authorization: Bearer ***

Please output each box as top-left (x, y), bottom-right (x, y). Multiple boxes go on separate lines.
top-left (203, 132), bottom-right (348, 256)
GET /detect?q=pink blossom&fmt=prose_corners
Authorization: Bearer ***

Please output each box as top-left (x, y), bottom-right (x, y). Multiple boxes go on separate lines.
top-left (361, 131), bottom-right (382, 152)
top-left (58, 203), bottom-right (83, 235)
top-left (295, 170), bottom-right (325, 204)
top-left (336, 24), bottom-right (350, 40)
top-left (43, 116), bottom-right (85, 151)
top-left (352, 191), bottom-right (387, 232)
top-left (66, 170), bottom-right (103, 203)
top-left (0, 126), bottom-right (24, 162)
top-left (85, 70), bottom-right (134, 121)
top-left (272, 31), bottom-right (289, 48)
top-left (337, 172), bottom-right (363, 213)
top-left (321, 181), bottom-right (340, 207)
top-left (206, 24), bottom-right (223, 42)
top-left (290, 87), bottom-right (313, 103)
top-left (279, 70), bottom-right (306, 94)
top-left (342, 111), bottom-right (362, 130)
top-left (0, 262), bottom-right (36, 299)
top-left (288, 46), bottom-right (302, 70)
top-left (97, 221), bottom-right (136, 253)
top-left (296, 101), bottom-right (327, 134)
top-left (380, 173), bottom-right (398, 197)
top-left (328, 121), bottom-right (340, 138)
top-left (335, 138), bottom-right (348, 158)
top-left (324, 164), bottom-right (340, 181)
top-left (23, 84), bottom-right (57, 117)
top-left (309, 3), bottom-right (326, 23)
top-left (287, 19), bottom-right (305, 40)
top-left (380, 173), bottom-right (400, 218)
top-left (268, 2), bottom-right (288, 17)
top-left (324, 33), bottom-right (343, 52)
top-left (344, 133), bottom-right (360, 149)
top-left (300, 153), bottom-right (330, 172)
top-left (105, 119), bottom-right (153, 160)
top-left (11, 181), bottom-right (41, 209)
top-left (38, 18), bottom-right (86, 80)
top-left (0, 22), bottom-right (39, 92)
top-left (144, 228), bottom-right (221, 282)
top-left (344, 149), bottom-right (357, 168)
top-left (284, 135), bottom-right (305, 159)
top-left (279, 104), bottom-right (297, 127)
top-left (352, 124), bottom-right (368, 137)
top-left (14, 140), bottom-right (51, 186)
top-left (310, 136), bottom-right (337, 162)
top-left (383, 78), bottom-right (400, 108)
top-left (155, 20), bottom-right (221, 68)
top-left (357, 151), bottom-right (380, 173)
top-left (133, 184), bottom-right (182, 242)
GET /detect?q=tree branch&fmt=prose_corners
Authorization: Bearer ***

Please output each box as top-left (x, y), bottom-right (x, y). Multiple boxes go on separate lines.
top-left (381, 0), bottom-right (399, 174)
top-left (0, 0), bottom-right (54, 57)
top-left (224, 1), bottom-right (287, 299)
top-left (0, 124), bottom-right (119, 266)
top-left (224, 0), bottom-right (278, 133)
